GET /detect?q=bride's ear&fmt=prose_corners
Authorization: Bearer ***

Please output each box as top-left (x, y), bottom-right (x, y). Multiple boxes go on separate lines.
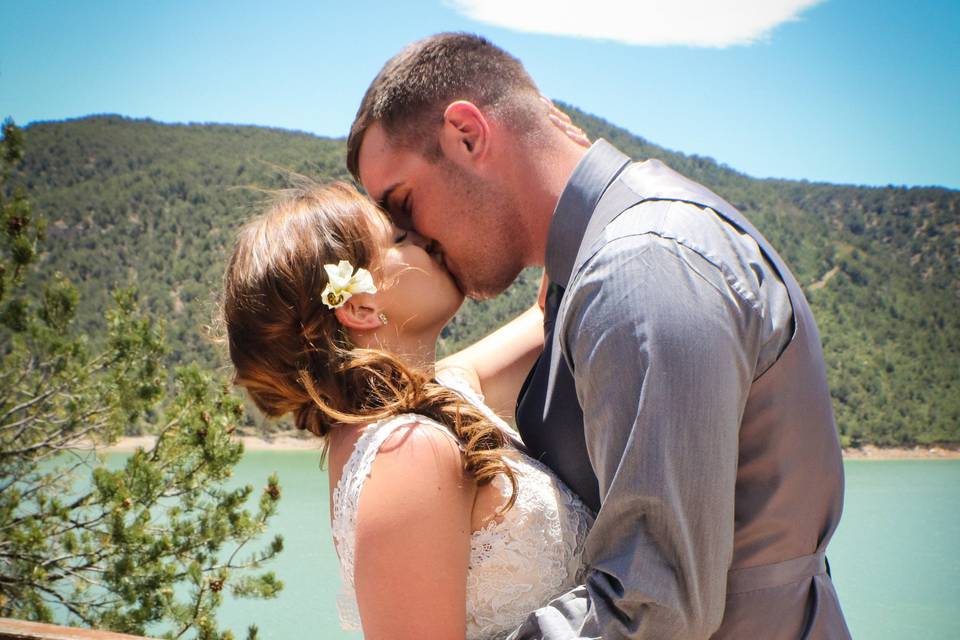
top-left (333, 294), bottom-right (382, 332)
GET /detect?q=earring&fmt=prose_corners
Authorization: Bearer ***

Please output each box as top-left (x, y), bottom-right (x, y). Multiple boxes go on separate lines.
top-left (377, 312), bottom-right (389, 325)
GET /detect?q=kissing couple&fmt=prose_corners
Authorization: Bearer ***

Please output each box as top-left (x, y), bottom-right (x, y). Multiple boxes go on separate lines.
top-left (222, 33), bottom-right (851, 639)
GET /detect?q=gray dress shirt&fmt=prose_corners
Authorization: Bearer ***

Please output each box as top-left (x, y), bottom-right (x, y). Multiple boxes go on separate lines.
top-left (511, 140), bottom-right (806, 638)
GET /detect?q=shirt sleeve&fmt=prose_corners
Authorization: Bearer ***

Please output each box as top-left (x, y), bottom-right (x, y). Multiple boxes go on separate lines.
top-left (511, 230), bottom-right (762, 639)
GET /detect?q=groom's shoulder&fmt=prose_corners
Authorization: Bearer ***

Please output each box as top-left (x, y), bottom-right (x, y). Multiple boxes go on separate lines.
top-left (567, 161), bottom-right (793, 366)
top-left (574, 163), bottom-right (785, 315)
top-left (598, 191), bottom-right (763, 288)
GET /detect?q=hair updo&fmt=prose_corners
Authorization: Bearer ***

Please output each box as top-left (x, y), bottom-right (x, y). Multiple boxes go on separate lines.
top-left (221, 181), bottom-right (517, 507)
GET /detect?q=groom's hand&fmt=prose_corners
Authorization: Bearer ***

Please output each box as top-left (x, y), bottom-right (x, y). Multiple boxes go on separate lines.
top-left (541, 95), bottom-right (591, 148)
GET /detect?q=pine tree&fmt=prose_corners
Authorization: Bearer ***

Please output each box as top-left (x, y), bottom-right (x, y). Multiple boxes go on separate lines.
top-left (1, 118), bottom-right (283, 639)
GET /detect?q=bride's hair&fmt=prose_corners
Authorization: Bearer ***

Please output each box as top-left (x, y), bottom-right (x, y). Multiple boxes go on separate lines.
top-left (222, 181), bottom-right (517, 508)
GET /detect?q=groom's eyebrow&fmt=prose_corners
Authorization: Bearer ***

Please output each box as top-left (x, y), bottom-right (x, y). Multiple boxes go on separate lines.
top-left (375, 183), bottom-right (401, 215)
top-left (376, 182), bottom-right (414, 230)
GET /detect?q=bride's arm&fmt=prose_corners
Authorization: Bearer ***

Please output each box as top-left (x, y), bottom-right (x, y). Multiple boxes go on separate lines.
top-left (437, 275), bottom-right (547, 418)
top-left (353, 422), bottom-right (475, 640)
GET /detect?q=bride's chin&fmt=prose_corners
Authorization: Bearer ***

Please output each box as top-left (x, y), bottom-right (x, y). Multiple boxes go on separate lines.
top-left (438, 297), bottom-right (464, 330)
top-left (445, 299), bottom-right (464, 324)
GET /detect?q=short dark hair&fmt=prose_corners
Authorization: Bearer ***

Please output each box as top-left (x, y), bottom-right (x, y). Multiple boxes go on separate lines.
top-left (346, 32), bottom-right (540, 180)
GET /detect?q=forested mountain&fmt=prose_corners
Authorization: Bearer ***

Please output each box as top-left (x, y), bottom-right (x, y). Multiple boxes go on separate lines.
top-left (9, 111), bottom-right (959, 446)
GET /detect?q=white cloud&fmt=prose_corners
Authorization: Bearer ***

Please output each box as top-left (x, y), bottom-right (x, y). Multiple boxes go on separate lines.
top-left (448, 0), bottom-right (825, 48)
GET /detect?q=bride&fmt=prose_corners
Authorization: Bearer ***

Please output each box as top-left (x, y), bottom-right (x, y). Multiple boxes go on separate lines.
top-left (221, 181), bottom-right (594, 639)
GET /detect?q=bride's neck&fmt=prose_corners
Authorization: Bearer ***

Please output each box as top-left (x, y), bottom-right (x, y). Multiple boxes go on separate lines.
top-left (349, 326), bottom-right (439, 375)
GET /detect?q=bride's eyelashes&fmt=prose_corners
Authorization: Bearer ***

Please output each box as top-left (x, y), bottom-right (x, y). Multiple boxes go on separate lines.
top-left (394, 229), bottom-right (408, 244)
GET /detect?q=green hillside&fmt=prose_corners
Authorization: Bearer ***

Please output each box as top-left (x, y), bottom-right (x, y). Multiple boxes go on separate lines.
top-left (9, 111), bottom-right (959, 446)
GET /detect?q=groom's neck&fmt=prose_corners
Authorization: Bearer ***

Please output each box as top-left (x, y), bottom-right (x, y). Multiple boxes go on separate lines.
top-left (516, 136), bottom-right (588, 268)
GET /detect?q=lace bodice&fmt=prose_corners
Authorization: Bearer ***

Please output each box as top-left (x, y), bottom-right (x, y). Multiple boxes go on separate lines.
top-left (330, 374), bottom-right (595, 639)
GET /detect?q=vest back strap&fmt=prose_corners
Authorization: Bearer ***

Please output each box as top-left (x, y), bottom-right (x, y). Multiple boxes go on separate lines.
top-left (726, 551), bottom-right (827, 595)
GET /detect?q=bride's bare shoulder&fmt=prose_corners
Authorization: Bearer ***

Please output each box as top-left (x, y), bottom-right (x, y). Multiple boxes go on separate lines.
top-left (363, 417), bottom-right (472, 504)
top-left (356, 416), bottom-right (473, 528)
top-left (328, 416), bottom-right (472, 497)
top-left (352, 417), bottom-right (475, 638)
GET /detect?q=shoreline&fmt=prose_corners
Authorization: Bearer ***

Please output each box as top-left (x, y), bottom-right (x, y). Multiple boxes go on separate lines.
top-left (840, 444), bottom-right (960, 460)
top-left (101, 432), bottom-right (323, 453)
top-left (99, 435), bottom-right (960, 460)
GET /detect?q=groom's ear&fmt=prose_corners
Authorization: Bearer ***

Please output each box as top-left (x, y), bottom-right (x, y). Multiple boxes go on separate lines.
top-left (439, 101), bottom-right (490, 167)
top-left (333, 294), bottom-right (382, 332)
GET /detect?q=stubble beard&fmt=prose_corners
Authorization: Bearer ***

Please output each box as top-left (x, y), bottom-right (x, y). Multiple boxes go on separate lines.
top-left (435, 154), bottom-right (528, 300)
top-left (457, 254), bottom-right (524, 301)
top-left (450, 181), bottom-right (526, 300)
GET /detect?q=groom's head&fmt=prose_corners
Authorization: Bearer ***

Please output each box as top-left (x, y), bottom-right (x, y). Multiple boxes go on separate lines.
top-left (347, 33), bottom-right (563, 299)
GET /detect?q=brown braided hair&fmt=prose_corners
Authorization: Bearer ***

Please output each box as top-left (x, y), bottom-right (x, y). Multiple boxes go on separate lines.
top-left (221, 181), bottom-right (517, 509)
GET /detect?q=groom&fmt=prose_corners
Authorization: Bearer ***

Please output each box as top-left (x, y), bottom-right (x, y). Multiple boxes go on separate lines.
top-left (347, 33), bottom-right (850, 639)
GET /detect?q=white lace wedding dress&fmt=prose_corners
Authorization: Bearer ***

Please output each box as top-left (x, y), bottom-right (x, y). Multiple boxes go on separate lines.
top-left (330, 373), bottom-right (595, 639)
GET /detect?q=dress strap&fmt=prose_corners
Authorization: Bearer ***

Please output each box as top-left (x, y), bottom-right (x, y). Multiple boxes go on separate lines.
top-left (436, 369), bottom-right (527, 452)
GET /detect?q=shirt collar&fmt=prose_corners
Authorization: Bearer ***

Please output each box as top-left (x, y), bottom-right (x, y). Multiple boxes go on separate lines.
top-left (545, 139), bottom-right (632, 287)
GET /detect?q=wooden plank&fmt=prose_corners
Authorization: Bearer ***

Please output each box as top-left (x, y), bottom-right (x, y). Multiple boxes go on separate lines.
top-left (0, 619), bottom-right (152, 640)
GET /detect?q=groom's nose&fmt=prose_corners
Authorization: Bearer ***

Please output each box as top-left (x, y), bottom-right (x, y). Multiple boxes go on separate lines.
top-left (407, 229), bottom-right (444, 265)
top-left (406, 229), bottom-right (433, 250)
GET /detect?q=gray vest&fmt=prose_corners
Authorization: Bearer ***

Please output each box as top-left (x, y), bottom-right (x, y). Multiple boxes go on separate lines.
top-left (516, 158), bottom-right (851, 638)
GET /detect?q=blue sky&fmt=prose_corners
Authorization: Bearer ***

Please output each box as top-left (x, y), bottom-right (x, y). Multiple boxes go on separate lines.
top-left (1, 0), bottom-right (957, 189)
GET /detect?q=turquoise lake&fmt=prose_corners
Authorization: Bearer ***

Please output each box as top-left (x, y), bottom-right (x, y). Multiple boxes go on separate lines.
top-left (113, 454), bottom-right (960, 639)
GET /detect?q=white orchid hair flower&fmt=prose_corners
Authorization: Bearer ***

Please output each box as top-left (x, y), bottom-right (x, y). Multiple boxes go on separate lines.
top-left (321, 260), bottom-right (377, 309)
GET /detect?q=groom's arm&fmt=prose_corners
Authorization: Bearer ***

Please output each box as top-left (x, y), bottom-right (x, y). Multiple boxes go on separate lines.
top-left (512, 231), bottom-right (762, 639)
top-left (566, 234), bottom-right (760, 638)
